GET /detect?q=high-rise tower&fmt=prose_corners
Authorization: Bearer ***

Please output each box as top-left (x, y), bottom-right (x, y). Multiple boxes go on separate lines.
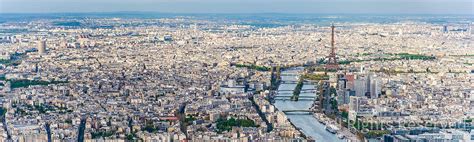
top-left (37, 40), bottom-right (46, 54)
top-left (325, 24), bottom-right (338, 70)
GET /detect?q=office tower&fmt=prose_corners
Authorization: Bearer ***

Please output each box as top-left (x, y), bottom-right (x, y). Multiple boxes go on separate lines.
top-left (337, 78), bottom-right (347, 90)
top-left (469, 23), bottom-right (472, 36)
top-left (345, 74), bottom-right (355, 90)
top-left (348, 96), bottom-right (361, 121)
top-left (366, 74), bottom-right (371, 96)
top-left (37, 40), bottom-right (46, 54)
top-left (338, 90), bottom-right (354, 105)
top-left (349, 96), bottom-right (361, 112)
top-left (370, 78), bottom-right (381, 99)
top-left (354, 76), bottom-right (368, 97)
top-left (443, 25), bottom-right (448, 33)
top-left (35, 64), bottom-right (39, 73)
top-left (347, 90), bottom-right (355, 102)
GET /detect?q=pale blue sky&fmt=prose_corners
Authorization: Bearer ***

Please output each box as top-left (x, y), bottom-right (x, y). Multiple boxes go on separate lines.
top-left (0, 0), bottom-right (472, 14)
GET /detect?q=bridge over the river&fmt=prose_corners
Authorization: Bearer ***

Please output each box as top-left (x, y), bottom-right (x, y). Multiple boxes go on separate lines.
top-left (273, 98), bottom-right (316, 101)
top-left (281, 110), bottom-right (313, 115)
top-left (280, 73), bottom-right (299, 76)
top-left (277, 90), bottom-right (317, 94)
top-left (280, 81), bottom-right (318, 85)
top-left (278, 88), bottom-right (317, 92)
top-left (274, 95), bottom-right (316, 99)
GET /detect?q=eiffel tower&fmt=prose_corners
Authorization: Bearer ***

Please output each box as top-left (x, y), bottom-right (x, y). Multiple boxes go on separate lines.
top-left (325, 24), bottom-right (339, 70)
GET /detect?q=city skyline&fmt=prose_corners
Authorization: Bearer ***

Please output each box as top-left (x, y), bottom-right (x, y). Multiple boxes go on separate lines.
top-left (0, 1), bottom-right (472, 142)
top-left (0, 0), bottom-right (473, 15)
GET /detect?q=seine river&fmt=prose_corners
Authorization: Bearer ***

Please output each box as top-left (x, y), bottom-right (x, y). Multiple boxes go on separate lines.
top-left (273, 68), bottom-right (342, 142)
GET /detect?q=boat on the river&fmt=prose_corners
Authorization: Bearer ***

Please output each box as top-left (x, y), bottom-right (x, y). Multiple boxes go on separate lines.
top-left (325, 124), bottom-right (339, 134)
top-left (320, 120), bottom-right (326, 125)
top-left (313, 114), bottom-right (325, 123)
top-left (336, 133), bottom-right (345, 139)
top-left (307, 136), bottom-right (316, 142)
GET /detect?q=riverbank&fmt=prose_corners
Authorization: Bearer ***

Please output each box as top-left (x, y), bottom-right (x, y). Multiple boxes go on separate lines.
top-left (313, 112), bottom-right (359, 141)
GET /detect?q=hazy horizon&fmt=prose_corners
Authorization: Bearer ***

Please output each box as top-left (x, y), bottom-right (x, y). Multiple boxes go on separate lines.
top-left (1, 0), bottom-right (473, 15)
